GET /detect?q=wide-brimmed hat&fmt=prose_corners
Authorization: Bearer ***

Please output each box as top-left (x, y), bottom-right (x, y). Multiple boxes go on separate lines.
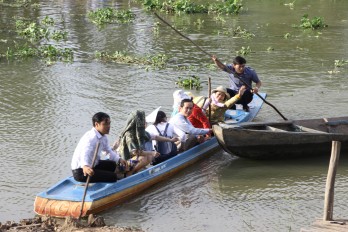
top-left (212, 86), bottom-right (230, 99)
top-left (193, 96), bottom-right (207, 108)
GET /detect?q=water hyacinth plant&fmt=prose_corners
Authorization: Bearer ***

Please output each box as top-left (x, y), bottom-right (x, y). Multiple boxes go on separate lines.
top-left (16, 20), bottom-right (50, 42)
top-left (297, 14), bottom-right (328, 30)
top-left (4, 43), bottom-right (73, 64)
top-left (334, 59), bottom-right (348, 68)
top-left (232, 26), bottom-right (254, 39)
top-left (236, 46), bottom-right (251, 56)
top-left (87, 8), bottom-right (135, 25)
top-left (95, 51), bottom-right (168, 69)
top-left (2, 16), bottom-right (73, 64)
top-left (138, 0), bottom-right (242, 15)
top-left (176, 75), bottom-right (202, 90)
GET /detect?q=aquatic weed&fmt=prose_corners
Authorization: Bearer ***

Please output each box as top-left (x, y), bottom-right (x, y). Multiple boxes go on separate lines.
top-left (334, 59), bottom-right (348, 68)
top-left (236, 46), bottom-right (251, 56)
top-left (16, 20), bottom-right (50, 41)
top-left (233, 26), bottom-right (255, 39)
top-left (176, 75), bottom-right (202, 90)
top-left (137, 0), bottom-right (242, 15)
top-left (284, 0), bottom-right (296, 10)
top-left (296, 14), bottom-right (328, 30)
top-left (95, 51), bottom-right (168, 69)
top-left (87, 8), bottom-right (135, 25)
top-left (208, 0), bottom-right (243, 15)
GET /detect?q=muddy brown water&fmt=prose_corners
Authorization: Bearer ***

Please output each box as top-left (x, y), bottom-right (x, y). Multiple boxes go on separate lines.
top-left (1, 0), bottom-right (348, 231)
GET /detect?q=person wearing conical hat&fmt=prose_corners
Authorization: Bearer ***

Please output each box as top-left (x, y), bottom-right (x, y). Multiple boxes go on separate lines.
top-left (208, 85), bottom-right (246, 124)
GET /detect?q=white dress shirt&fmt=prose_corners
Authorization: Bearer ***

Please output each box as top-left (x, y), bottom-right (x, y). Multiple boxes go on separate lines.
top-left (169, 113), bottom-right (209, 142)
top-left (145, 122), bottom-right (175, 150)
top-left (71, 127), bottom-right (120, 170)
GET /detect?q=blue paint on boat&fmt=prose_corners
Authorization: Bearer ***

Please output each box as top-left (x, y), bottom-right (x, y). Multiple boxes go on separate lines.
top-left (34, 93), bottom-right (266, 217)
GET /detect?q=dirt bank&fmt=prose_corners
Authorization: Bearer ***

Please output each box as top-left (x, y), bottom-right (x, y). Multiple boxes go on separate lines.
top-left (0, 215), bottom-right (143, 232)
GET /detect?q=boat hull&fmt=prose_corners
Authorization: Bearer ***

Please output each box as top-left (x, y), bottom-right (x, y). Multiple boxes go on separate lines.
top-left (34, 139), bottom-right (220, 218)
top-left (213, 117), bottom-right (348, 160)
top-left (34, 93), bottom-right (267, 218)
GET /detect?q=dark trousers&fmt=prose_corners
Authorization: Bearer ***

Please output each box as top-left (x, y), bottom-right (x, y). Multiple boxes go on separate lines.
top-left (72, 160), bottom-right (117, 183)
top-left (152, 150), bottom-right (177, 165)
top-left (226, 88), bottom-right (253, 109)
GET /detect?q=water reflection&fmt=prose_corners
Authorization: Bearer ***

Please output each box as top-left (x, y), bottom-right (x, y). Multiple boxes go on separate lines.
top-left (1, 0), bottom-right (348, 231)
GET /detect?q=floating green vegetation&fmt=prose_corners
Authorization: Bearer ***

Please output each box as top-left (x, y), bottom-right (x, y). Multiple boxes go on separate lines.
top-left (194, 18), bottom-right (204, 27)
top-left (95, 51), bottom-right (168, 69)
top-left (208, 0), bottom-right (243, 15)
top-left (2, 16), bottom-right (73, 64)
top-left (215, 26), bottom-right (254, 38)
top-left (16, 20), bottom-right (50, 42)
top-left (143, 0), bottom-right (206, 13)
top-left (284, 0), bottom-right (296, 10)
top-left (15, 18), bottom-right (68, 42)
top-left (297, 14), bottom-right (328, 30)
top-left (39, 45), bottom-right (73, 63)
top-left (284, 33), bottom-right (291, 39)
top-left (334, 59), bottom-right (348, 68)
top-left (232, 26), bottom-right (254, 39)
top-left (153, 22), bottom-right (160, 35)
top-left (0, 0), bottom-right (40, 8)
top-left (0, 0), bottom-right (30, 7)
top-left (51, 30), bottom-right (68, 41)
top-left (267, 47), bottom-right (274, 52)
top-left (3, 43), bottom-right (73, 64)
top-left (139, 0), bottom-right (242, 15)
top-left (176, 75), bottom-right (202, 90)
top-left (5, 43), bottom-right (37, 58)
top-left (236, 46), bottom-right (251, 56)
top-left (41, 16), bottom-right (54, 26)
top-left (213, 15), bottom-right (227, 23)
top-left (87, 8), bottom-right (135, 25)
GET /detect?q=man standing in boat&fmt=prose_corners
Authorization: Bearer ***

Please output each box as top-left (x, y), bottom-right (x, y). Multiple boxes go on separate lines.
top-left (212, 55), bottom-right (262, 112)
top-left (71, 112), bottom-right (127, 182)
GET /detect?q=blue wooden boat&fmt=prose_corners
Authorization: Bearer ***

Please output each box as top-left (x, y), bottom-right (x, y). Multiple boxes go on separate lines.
top-left (34, 93), bottom-right (266, 218)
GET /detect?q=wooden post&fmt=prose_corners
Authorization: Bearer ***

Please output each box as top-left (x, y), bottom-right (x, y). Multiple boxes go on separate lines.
top-left (208, 77), bottom-right (211, 126)
top-left (323, 141), bottom-right (341, 221)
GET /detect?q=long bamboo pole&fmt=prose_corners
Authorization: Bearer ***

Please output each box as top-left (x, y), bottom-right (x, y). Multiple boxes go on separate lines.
top-left (154, 12), bottom-right (288, 121)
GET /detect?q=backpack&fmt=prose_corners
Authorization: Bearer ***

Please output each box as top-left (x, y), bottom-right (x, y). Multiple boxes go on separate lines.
top-left (154, 124), bottom-right (177, 155)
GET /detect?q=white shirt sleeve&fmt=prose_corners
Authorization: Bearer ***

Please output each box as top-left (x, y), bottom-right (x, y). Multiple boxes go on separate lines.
top-left (169, 114), bottom-right (209, 142)
top-left (71, 128), bottom-right (120, 169)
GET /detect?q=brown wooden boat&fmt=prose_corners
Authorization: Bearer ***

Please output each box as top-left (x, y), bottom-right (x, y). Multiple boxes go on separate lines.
top-left (213, 116), bottom-right (348, 160)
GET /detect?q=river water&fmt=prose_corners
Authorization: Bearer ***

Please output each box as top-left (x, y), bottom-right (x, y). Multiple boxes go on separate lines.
top-left (1, 0), bottom-right (348, 231)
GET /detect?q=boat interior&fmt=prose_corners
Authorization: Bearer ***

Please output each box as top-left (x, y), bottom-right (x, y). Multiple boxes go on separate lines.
top-left (241, 123), bottom-right (328, 133)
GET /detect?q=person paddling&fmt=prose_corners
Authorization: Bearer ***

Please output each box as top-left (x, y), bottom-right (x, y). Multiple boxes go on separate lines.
top-left (212, 55), bottom-right (262, 112)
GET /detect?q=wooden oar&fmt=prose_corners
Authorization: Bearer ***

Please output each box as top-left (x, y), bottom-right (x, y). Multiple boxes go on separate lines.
top-left (154, 12), bottom-right (288, 121)
top-left (208, 77), bottom-right (212, 126)
top-left (78, 141), bottom-right (100, 219)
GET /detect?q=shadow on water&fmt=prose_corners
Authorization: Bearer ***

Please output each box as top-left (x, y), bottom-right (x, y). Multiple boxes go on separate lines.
top-left (1, 0), bottom-right (348, 230)
top-left (218, 152), bottom-right (348, 191)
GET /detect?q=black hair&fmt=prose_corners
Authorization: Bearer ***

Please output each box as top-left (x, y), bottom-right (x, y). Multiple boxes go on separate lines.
top-left (180, 98), bottom-right (193, 107)
top-left (92, 112), bottom-right (110, 126)
top-left (154, 111), bottom-right (167, 125)
top-left (233, 56), bottom-right (246, 65)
